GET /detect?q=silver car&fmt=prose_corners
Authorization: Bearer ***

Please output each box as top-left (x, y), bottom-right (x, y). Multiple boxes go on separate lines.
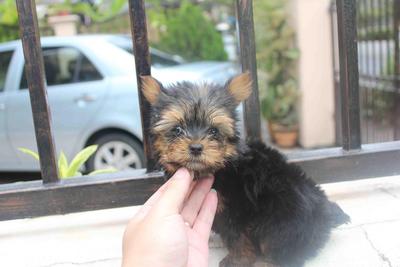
top-left (0, 35), bottom-right (238, 172)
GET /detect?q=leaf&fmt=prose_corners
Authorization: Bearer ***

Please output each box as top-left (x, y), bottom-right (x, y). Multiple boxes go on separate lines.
top-left (18, 148), bottom-right (40, 161)
top-left (88, 168), bottom-right (117, 176)
top-left (285, 49), bottom-right (300, 59)
top-left (58, 151), bottom-right (69, 178)
top-left (66, 145), bottom-right (98, 178)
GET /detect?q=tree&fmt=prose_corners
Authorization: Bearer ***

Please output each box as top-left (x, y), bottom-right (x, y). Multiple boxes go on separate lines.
top-left (151, 1), bottom-right (227, 61)
top-left (0, 0), bottom-right (19, 42)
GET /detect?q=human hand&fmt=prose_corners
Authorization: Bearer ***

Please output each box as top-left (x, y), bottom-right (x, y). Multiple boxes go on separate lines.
top-left (122, 168), bottom-right (218, 267)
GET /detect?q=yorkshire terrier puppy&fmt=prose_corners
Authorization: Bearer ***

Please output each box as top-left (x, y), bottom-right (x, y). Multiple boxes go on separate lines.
top-left (141, 73), bottom-right (350, 267)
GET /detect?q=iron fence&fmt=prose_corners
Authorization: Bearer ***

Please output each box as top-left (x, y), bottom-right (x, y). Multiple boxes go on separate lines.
top-left (332, 0), bottom-right (400, 144)
top-left (0, 0), bottom-right (400, 221)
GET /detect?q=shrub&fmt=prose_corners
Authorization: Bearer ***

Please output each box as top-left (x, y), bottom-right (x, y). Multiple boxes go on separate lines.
top-left (151, 1), bottom-right (227, 61)
top-left (0, 0), bottom-right (19, 42)
top-left (254, 0), bottom-right (300, 126)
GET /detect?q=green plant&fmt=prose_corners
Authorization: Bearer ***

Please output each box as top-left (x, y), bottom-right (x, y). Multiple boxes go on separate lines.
top-left (0, 0), bottom-right (19, 42)
top-left (48, 0), bottom-right (125, 22)
top-left (254, 0), bottom-right (299, 126)
top-left (149, 0), bottom-right (227, 61)
top-left (19, 145), bottom-right (116, 179)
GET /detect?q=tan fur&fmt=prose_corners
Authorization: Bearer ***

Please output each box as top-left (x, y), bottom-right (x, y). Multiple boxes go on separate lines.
top-left (219, 233), bottom-right (258, 267)
top-left (227, 72), bottom-right (252, 104)
top-left (155, 130), bottom-right (236, 173)
top-left (141, 76), bottom-right (161, 105)
top-left (153, 106), bottom-right (185, 133)
top-left (209, 109), bottom-right (235, 137)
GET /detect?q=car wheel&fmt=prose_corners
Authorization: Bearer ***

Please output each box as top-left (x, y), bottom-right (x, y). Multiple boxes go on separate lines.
top-left (86, 133), bottom-right (144, 172)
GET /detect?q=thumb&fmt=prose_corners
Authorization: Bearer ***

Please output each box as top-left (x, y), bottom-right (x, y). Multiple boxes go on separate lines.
top-left (151, 168), bottom-right (193, 217)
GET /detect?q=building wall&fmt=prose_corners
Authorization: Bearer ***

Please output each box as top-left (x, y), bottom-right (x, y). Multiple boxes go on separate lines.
top-left (291, 0), bottom-right (336, 148)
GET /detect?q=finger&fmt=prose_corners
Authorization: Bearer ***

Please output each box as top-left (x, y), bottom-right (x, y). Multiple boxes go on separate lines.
top-left (132, 181), bottom-right (169, 221)
top-left (181, 176), bottom-right (214, 227)
top-left (184, 180), bottom-right (198, 203)
top-left (151, 168), bottom-right (193, 217)
top-left (192, 190), bottom-right (218, 239)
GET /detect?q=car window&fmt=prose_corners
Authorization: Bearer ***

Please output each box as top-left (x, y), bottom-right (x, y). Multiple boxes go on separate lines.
top-left (78, 55), bottom-right (103, 82)
top-left (150, 53), bottom-right (181, 68)
top-left (0, 50), bottom-right (14, 92)
top-left (20, 47), bottom-right (102, 89)
top-left (109, 39), bottom-right (182, 68)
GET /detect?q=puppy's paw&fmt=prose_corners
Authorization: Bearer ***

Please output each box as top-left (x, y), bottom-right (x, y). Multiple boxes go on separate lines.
top-left (253, 261), bottom-right (279, 267)
top-left (219, 255), bottom-right (253, 267)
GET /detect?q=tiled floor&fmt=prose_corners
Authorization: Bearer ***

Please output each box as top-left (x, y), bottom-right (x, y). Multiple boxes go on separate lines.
top-left (1, 175), bottom-right (399, 267)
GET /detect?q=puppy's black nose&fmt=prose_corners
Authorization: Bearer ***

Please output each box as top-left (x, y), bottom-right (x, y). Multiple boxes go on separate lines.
top-left (189, 143), bottom-right (203, 156)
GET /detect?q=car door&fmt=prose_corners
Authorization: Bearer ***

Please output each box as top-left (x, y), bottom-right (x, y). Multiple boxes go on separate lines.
top-left (0, 48), bottom-right (20, 170)
top-left (6, 46), bottom-right (109, 169)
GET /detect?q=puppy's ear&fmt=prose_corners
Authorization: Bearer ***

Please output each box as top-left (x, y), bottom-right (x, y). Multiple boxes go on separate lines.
top-left (226, 72), bottom-right (252, 104)
top-left (141, 76), bottom-right (162, 105)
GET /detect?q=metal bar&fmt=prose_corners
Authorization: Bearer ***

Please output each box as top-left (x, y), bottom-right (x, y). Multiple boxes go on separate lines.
top-left (369, 0), bottom-right (377, 142)
top-left (359, 0), bottom-right (372, 143)
top-left (288, 140), bottom-right (400, 183)
top-left (336, 0), bottom-right (362, 150)
top-left (0, 170), bottom-right (164, 221)
top-left (127, 0), bottom-right (157, 171)
top-left (393, 0), bottom-right (400, 139)
top-left (385, 0), bottom-right (391, 141)
top-left (330, 2), bottom-right (343, 146)
top-left (15, 0), bottom-right (59, 183)
top-left (2, 141), bottom-right (400, 221)
top-left (235, 0), bottom-right (261, 142)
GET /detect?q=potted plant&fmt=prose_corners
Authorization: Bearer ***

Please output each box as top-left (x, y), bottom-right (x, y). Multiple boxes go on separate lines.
top-left (254, 0), bottom-right (300, 148)
top-left (261, 81), bottom-right (299, 147)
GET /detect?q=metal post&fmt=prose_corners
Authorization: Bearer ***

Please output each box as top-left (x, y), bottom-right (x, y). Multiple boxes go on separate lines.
top-left (330, 2), bottom-right (343, 145)
top-left (128, 0), bottom-right (157, 171)
top-left (393, 0), bottom-right (400, 139)
top-left (235, 0), bottom-right (262, 142)
top-left (336, 0), bottom-right (362, 150)
top-left (15, 0), bottom-right (59, 183)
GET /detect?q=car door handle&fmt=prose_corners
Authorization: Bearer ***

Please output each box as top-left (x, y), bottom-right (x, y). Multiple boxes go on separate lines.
top-left (0, 103), bottom-right (5, 111)
top-left (74, 94), bottom-right (96, 103)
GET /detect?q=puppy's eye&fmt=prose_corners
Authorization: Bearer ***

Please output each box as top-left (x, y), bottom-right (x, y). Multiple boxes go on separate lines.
top-left (208, 127), bottom-right (219, 136)
top-left (172, 126), bottom-right (184, 136)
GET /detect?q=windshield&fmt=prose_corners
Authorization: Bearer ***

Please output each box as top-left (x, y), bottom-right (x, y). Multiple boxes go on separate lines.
top-left (107, 36), bottom-right (184, 68)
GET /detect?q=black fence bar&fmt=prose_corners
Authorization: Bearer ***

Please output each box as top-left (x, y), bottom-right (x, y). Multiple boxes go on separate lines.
top-left (289, 140), bottom-right (400, 183)
top-left (330, 2), bottom-right (342, 145)
top-left (0, 171), bottom-right (164, 221)
top-left (235, 0), bottom-right (261, 142)
top-left (393, 0), bottom-right (400, 139)
top-left (128, 0), bottom-right (157, 172)
top-left (336, 0), bottom-right (362, 150)
top-left (15, 0), bottom-right (59, 183)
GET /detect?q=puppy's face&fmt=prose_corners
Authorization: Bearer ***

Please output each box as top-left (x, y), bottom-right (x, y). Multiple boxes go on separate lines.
top-left (142, 73), bottom-right (252, 174)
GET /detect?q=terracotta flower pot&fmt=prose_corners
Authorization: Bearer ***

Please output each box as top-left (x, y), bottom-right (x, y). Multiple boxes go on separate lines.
top-left (268, 122), bottom-right (298, 148)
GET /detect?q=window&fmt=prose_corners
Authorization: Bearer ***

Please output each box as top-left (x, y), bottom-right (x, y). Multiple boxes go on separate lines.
top-left (107, 36), bottom-right (183, 68)
top-left (20, 47), bottom-right (102, 89)
top-left (0, 51), bottom-right (14, 92)
top-left (150, 53), bottom-right (182, 68)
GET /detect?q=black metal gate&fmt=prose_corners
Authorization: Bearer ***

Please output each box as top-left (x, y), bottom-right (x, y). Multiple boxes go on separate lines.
top-left (332, 0), bottom-right (400, 144)
top-left (0, 0), bottom-right (400, 221)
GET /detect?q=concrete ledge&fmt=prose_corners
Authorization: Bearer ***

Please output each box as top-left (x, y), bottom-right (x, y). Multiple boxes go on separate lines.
top-left (0, 176), bottom-right (399, 267)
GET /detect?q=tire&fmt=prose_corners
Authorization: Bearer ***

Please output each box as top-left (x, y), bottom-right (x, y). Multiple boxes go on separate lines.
top-left (86, 133), bottom-right (144, 172)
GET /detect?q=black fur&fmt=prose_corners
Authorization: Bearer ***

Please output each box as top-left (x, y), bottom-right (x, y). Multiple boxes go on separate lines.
top-left (213, 141), bottom-right (350, 267)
